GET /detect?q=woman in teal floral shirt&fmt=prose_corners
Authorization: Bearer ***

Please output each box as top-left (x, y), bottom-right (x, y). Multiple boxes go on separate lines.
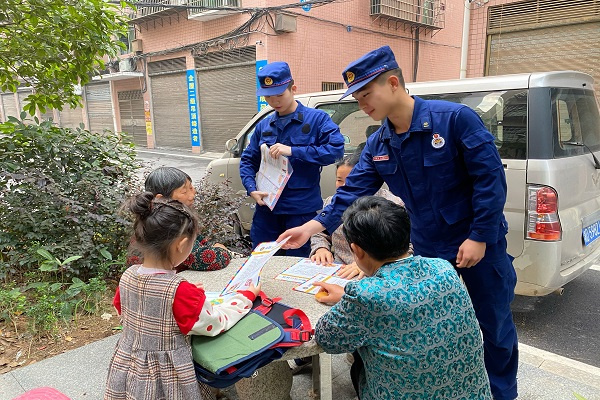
top-left (314, 197), bottom-right (491, 399)
top-left (127, 167), bottom-right (232, 272)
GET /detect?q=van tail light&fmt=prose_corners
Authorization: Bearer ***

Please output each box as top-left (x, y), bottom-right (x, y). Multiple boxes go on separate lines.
top-left (526, 185), bottom-right (561, 241)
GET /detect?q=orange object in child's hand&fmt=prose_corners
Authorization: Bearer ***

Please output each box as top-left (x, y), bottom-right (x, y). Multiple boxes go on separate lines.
top-left (315, 290), bottom-right (329, 301)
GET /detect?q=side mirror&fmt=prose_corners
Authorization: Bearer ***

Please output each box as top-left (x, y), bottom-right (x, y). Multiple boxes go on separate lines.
top-left (225, 138), bottom-right (238, 153)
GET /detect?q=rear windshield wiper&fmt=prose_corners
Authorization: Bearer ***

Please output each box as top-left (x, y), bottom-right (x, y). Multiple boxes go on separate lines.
top-left (563, 141), bottom-right (600, 169)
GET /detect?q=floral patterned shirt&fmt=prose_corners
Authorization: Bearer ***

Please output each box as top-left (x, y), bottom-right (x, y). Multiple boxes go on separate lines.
top-left (315, 256), bottom-right (492, 400)
top-left (127, 234), bottom-right (231, 273)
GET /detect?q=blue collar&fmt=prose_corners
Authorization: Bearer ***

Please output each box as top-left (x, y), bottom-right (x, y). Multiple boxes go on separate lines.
top-left (409, 96), bottom-right (433, 133)
top-left (379, 96), bottom-right (432, 141)
top-left (269, 101), bottom-right (306, 125)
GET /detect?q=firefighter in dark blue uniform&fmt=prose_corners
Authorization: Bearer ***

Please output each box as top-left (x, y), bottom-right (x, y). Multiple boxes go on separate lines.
top-left (240, 61), bottom-right (344, 256)
top-left (279, 46), bottom-right (518, 399)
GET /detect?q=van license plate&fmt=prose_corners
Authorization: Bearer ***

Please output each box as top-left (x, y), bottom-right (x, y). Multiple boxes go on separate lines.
top-left (583, 219), bottom-right (600, 246)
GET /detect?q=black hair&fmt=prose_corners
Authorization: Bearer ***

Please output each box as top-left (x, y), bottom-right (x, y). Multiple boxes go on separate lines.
top-left (145, 167), bottom-right (191, 198)
top-left (375, 68), bottom-right (405, 88)
top-left (335, 142), bottom-right (366, 170)
top-left (335, 152), bottom-right (360, 170)
top-left (342, 196), bottom-right (410, 261)
top-left (286, 80), bottom-right (295, 91)
top-left (129, 192), bottom-right (199, 263)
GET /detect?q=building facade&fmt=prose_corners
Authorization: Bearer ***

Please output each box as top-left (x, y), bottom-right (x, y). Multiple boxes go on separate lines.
top-left (466, 0), bottom-right (600, 100)
top-left (2, 1), bottom-right (598, 151)
top-left (1, 0), bottom-right (464, 152)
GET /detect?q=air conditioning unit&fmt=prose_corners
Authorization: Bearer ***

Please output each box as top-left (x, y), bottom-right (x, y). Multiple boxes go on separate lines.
top-left (131, 39), bottom-right (143, 54)
top-left (119, 59), bottom-right (134, 72)
top-left (274, 13), bottom-right (297, 33)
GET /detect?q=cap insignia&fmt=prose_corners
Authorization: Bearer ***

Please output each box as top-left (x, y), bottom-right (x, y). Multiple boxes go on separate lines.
top-left (346, 71), bottom-right (355, 84)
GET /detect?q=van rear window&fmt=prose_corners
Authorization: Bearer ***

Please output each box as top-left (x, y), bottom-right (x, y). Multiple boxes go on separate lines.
top-left (420, 90), bottom-right (528, 160)
top-left (552, 89), bottom-right (600, 158)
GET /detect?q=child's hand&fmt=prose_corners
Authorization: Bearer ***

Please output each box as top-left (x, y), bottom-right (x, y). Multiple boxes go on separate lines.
top-left (313, 282), bottom-right (344, 304)
top-left (336, 262), bottom-right (364, 280)
top-left (247, 283), bottom-right (262, 297)
top-left (269, 143), bottom-right (292, 158)
top-left (250, 191), bottom-right (269, 206)
top-left (311, 248), bottom-right (334, 264)
top-left (194, 282), bottom-right (204, 290)
top-left (213, 243), bottom-right (228, 250)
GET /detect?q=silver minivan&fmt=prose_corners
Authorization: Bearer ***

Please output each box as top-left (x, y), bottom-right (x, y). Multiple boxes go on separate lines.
top-left (206, 71), bottom-right (600, 296)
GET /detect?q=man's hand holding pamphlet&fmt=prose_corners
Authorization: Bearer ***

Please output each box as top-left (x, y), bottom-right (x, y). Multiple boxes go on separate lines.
top-left (256, 143), bottom-right (293, 210)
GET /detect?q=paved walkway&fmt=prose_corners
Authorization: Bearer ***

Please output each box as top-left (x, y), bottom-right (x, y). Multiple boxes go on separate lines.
top-left (1, 334), bottom-right (600, 399)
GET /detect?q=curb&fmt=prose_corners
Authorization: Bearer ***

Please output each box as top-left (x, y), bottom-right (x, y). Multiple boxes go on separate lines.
top-left (519, 343), bottom-right (600, 390)
top-left (136, 148), bottom-right (223, 160)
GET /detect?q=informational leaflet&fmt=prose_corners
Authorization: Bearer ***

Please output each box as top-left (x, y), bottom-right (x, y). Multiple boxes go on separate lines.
top-left (293, 273), bottom-right (352, 295)
top-left (204, 291), bottom-right (238, 306)
top-left (221, 237), bottom-right (290, 295)
top-left (275, 258), bottom-right (342, 283)
top-left (256, 143), bottom-right (293, 210)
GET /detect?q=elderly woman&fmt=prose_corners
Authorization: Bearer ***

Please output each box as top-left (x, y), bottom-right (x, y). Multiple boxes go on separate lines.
top-left (313, 196), bottom-right (492, 400)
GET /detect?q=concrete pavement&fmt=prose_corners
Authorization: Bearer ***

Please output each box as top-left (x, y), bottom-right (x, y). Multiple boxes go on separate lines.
top-left (1, 334), bottom-right (599, 400)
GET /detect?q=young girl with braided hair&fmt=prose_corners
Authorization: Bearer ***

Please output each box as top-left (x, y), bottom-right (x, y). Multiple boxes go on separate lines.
top-left (105, 193), bottom-right (259, 400)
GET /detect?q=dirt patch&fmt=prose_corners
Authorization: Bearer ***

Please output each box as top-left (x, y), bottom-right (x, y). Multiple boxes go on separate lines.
top-left (0, 295), bottom-right (119, 374)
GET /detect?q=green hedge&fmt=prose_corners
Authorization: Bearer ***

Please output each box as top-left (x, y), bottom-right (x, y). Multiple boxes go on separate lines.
top-left (0, 116), bottom-right (140, 281)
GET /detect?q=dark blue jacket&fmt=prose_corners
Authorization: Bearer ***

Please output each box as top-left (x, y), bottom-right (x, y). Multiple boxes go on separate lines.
top-left (240, 101), bottom-right (344, 214)
top-left (316, 96), bottom-right (508, 260)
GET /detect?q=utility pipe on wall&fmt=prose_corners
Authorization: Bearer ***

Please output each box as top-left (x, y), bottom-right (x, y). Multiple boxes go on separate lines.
top-left (459, 0), bottom-right (471, 79)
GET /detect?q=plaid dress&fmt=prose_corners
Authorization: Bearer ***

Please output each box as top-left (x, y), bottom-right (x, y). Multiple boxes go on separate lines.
top-left (104, 266), bottom-right (213, 400)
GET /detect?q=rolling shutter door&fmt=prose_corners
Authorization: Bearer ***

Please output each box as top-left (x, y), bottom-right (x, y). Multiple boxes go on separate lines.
top-left (195, 46), bottom-right (257, 152)
top-left (40, 107), bottom-right (54, 122)
top-left (486, 1), bottom-right (600, 98)
top-left (150, 73), bottom-right (190, 149)
top-left (1, 94), bottom-right (18, 121)
top-left (17, 90), bottom-right (33, 115)
top-left (196, 64), bottom-right (257, 152)
top-left (59, 106), bottom-right (84, 129)
top-left (86, 83), bottom-right (114, 132)
top-left (148, 57), bottom-right (190, 149)
top-left (118, 90), bottom-right (146, 146)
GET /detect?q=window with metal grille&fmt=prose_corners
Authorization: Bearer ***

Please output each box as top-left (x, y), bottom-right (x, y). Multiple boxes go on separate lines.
top-left (194, 46), bottom-right (256, 69)
top-left (488, 0), bottom-right (600, 32)
top-left (321, 82), bottom-right (344, 92)
top-left (370, 0), bottom-right (445, 30)
top-left (148, 57), bottom-right (187, 76)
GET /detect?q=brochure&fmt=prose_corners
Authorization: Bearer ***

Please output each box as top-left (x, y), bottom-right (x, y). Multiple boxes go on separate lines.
top-left (293, 273), bottom-right (352, 295)
top-left (275, 258), bottom-right (341, 283)
top-left (221, 237), bottom-right (289, 295)
top-left (256, 143), bottom-right (293, 210)
top-left (204, 291), bottom-right (238, 306)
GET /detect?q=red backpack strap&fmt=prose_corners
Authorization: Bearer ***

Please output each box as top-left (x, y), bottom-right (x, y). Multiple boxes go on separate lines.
top-left (283, 309), bottom-right (313, 343)
top-left (253, 292), bottom-right (282, 315)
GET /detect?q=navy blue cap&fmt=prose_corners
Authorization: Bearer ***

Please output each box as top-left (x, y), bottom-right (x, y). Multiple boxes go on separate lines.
top-left (257, 61), bottom-right (293, 97)
top-left (340, 45), bottom-right (399, 100)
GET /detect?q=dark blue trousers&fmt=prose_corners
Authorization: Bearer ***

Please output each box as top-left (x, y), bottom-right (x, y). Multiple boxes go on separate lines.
top-left (250, 206), bottom-right (315, 257)
top-left (451, 237), bottom-right (519, 400)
